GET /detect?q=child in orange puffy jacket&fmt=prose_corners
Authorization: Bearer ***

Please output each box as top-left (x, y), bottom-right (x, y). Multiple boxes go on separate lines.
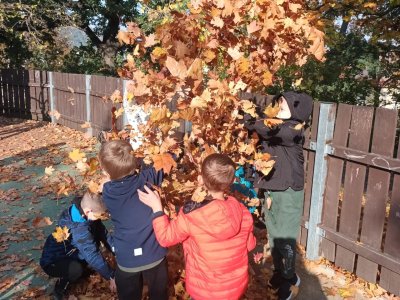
top-left (138, 153), bottom-right (256, 300)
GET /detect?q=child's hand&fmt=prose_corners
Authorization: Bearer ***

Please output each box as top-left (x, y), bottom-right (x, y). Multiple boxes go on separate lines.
top-left (109, 277), bottom-right (117, 292)
top-left (138, 185), bottom-right (163, 213)
top-left (266, 196), bottom-right (272, 210)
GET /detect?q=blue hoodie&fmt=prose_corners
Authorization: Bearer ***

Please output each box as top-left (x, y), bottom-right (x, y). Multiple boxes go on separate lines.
top-left (40, 197), bottom-right (114, 279)
top-left (102, 166), bottom-right (167, 268)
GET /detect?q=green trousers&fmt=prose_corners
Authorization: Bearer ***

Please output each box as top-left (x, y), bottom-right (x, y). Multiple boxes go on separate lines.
top-left (264, 188), bottom-right (304, 279)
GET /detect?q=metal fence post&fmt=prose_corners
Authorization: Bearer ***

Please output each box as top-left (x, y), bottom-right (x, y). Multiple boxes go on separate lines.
top-left (48, 72), bottom-right (55, 124)
top-left (122, 80), bottom-right (128, 128)
top-left (85, 75), bottom-right (92, 136)
top-left (306, 102), bottom-right (336, 260)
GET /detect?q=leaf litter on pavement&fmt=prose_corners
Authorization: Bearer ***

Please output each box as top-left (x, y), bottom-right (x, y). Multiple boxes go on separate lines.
top-left (0, 116), bottom-right (399, 300)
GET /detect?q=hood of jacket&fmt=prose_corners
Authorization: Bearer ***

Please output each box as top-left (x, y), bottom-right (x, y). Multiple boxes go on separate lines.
top-left (274, 91), bottom-right (313, 123)
top-left (184, 196), bottom-right (243, 240)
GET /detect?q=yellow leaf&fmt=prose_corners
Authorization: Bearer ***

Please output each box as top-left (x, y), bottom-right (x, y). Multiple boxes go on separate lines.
top-left (203, 49), bottom-right (216, 63)
top-left (151, 47), bottom-right (167, 59)
top-left (363, 2), bottom-right (377, 9)
top-left (52, 226), bottom-right (70, 243)
top-left (69, 149), bottom-right (86, 162)
top-left (262, 71), bottom-right (273, 86)
top-left (237, 57), bottom-right (250, 75)
top-left (192, 186), bottom-right (207, 202)
top-left (45, 166), bottom-right (55, 176)
top-left (338, 287), bottom-right (355, 298)
top-left (241, 100), bottom-right (257, 118)
top-left (150, 107), bottom-right (169, 123)
top-left (263, 103), bottom-right (280, 118)
top-left (88, 180), bottom-right (100, 193)
top-left (114, 107), bottom-right (124, 119)
top-left (76, 160), bottom-right (89, 173)
top-left (292, 122), bottom-right (305, 130)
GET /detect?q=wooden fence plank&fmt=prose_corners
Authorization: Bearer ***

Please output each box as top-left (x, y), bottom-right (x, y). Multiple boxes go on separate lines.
top-left (356, 108), bottom-right (397, 283)
top-left (300, 102), bottom-right (320, 246)
top-left (320, 103), bottom-right (353, 261)
top-left (335, 106), bottom-right (374, 272)
top-left (380, 133), bottom-right (400, 295)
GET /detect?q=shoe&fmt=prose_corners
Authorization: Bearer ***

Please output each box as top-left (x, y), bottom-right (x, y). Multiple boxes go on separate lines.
top-left (53, 279), bottom-right (69, 300)
top-left (267, 270), bottom-right (284, 290)
top-left (277, 274), bottom-right (300, 300)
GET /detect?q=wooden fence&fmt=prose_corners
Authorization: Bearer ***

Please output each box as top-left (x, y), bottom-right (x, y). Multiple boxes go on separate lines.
top-left (1, 69), bottom-right (400, 296)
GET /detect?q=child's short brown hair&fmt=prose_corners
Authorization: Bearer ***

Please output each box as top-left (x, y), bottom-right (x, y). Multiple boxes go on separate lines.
top-left (99, 140), bottom-right (138, 180)
top-left (201, 153), bottom-right (236, 192)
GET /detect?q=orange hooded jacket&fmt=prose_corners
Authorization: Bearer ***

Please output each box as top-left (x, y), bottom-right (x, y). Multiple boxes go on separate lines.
top-left (152, 196), bottom-right (256, 300)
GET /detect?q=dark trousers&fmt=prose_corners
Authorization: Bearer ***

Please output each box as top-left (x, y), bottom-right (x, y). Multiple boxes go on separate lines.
top-left (264, 188), bottom-right (303, 279)
top-left (115, 258), bottom-right (168, 300)
top-left (42, 258), bottom-right (85, 283)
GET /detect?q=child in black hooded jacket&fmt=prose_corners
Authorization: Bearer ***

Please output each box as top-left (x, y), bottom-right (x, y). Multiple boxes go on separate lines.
top-left (243, 91), bottom-right (313, 300)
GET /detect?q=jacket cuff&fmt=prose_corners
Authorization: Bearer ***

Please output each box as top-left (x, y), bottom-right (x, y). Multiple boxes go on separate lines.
top-left (152, 211), bottom-right (165, 220)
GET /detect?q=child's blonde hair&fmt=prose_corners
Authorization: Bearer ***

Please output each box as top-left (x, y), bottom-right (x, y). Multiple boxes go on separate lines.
top-left (81, 191), bottom-right (107, 215)
top-left (201, 153), bottom-right (236, 192)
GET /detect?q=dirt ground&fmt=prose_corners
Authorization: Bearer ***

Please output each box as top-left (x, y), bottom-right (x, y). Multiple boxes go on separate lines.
top-left (0, 116), bottom-right (398, 300)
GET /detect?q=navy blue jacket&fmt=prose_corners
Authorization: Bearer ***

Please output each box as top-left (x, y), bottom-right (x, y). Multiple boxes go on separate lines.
top-left (102, 166), bottom-right (167, 268)
top-left (40, 198), bottom-right (114, 279)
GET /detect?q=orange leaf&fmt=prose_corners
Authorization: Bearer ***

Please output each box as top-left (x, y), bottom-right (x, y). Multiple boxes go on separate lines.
top-left (264, 118), bottom-right (283, 128)
top-left (32, 216), bottom-right (53, 228)
top-left (152, 153), bottom-right (177, 174)
top-left (52, 226), bottom-right (70, 243)
top-left (227, 45), bottom-right (244, 60)
top-left (211, 16), bottom-right (224, 28)
top-left (247, 21), bottom-right (261, 34)
top-left (165, 56), bottom-right (187, 80)
top-left (144, 33), bottom-right (159, 47)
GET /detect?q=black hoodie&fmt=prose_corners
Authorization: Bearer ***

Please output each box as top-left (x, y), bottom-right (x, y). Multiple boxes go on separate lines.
top-left (243, 91), bottom-right (313, 191)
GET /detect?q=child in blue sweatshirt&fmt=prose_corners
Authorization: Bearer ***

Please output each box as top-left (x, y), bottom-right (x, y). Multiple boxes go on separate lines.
top-left (99, 139), bottom-right (168, 300)
top-left (40, 192), bottom-right (116, 299)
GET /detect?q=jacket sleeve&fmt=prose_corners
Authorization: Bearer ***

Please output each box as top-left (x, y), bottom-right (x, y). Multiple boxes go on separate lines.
top-left (140, 166), bottom-right (164, 187)
top-left (152, 210), bottom-right (190, 247)
top-left (71, 225), bottom-right (114, 280)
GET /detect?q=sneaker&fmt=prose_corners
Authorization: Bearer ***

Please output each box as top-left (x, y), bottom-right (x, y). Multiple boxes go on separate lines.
top-left (53, 279), bottom-right (69, 300)
top-left (277, 274), bottom-right (300, 300)
top-left (267, 271), bottom-right (284, 290)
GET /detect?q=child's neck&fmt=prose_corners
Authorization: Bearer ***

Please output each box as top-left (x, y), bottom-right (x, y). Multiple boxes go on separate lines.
top-left (209, 191), bottom-right (225, 200)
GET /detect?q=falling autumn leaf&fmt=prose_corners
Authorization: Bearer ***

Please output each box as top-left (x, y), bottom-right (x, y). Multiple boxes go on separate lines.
top-left (69, 149), bottom-right (86, 162)
top-left (81, 122), bottom-right (91, 129)
top-left (192, 186), bottom-right (207, 203)
top-left (45, 166), bottom-right (55, 176)
top-left (32, 216), bottom-right (53, 228)
top-left (114, 107), bottom-right (124, 119)
top-left (152, 153), bottom-right (177, 174)
top-left (52, 226), bottom-right (70, 243)
top-left (49, 110), bottom-right (61, 120)
top-left (264, 119), bottom-right (283, 128)
top-left (263, 103), bottom-right (280, 118)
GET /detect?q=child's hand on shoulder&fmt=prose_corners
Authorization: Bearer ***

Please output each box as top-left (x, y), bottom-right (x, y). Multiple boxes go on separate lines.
top-left (138, 185), bottom-right (163, 213)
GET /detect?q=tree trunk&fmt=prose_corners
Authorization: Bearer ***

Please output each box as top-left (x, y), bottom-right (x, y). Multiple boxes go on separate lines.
top-left (99, 41), bottom-right (119, 73)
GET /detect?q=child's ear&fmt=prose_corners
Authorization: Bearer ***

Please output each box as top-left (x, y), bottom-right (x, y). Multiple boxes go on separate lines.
top-left (198, 175), bottom-right (204, 186)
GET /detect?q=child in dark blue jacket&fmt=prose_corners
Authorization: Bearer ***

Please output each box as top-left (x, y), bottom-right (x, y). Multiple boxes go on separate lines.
top-left (40, 192), bottom-right (116, 299)
top-left (99, 139), bottom-right (168, 300)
